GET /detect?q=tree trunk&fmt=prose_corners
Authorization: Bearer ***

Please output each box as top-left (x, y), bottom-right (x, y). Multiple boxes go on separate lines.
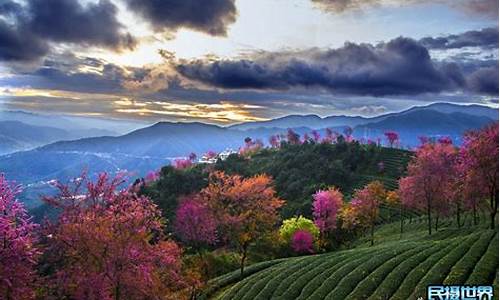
top-left (240, 244), bottom-right (248, 277)
top-left (435, 214), bottom-right (439, 232)
top-left (370, 222), bottom-right (375, 246)
top-left (427, 199), bottom-right (432, 235)
top-left (473, 201), bottom-right (477, 226)
top-left (490, 189), bottom-right (498, 230)
top-left (400, 203), bottom-right (404, 238)
top-left (456, 202), bottom-right (461, 228)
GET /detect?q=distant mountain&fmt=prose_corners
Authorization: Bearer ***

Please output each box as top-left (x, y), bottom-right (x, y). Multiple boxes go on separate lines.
top-left (353, 110), bottom-right (494, 146)
top-left (0, 121), bottom-right (73, 155)
top-left (229, 103), bottom-right (497, 130)
top-left (0, 102), bottom-right (496, 208)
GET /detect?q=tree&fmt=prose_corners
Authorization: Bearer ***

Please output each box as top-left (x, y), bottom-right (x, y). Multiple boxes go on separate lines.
top-left (398, 141), bottom-right (457, 235)
top-left (461, 123), bottom-right (499, 229)
top-left (312, 187), bottom-right (343, 243)
top-left (174, 196), bottom-right (217, 282)
top-left (42, 173), bottom-right (186, 300)
top-left (291, 230), bottom-right (314, 254)
top-left (279, 216), bottom-right (320, 243)
top-left (347, 181), bottom-right (386, 246)
top-left (286, 128), bottom-right (301, 145)
top-left (0, 175), bottom-right (39, 300)
top-left (311, 130), bottom-right (321, 143)
top-left (384, 131), bottom-right (399, 148)
top-left (200, 172), bottom-right (284, 276)
top-left (269, 135), bottom-right (280, 148)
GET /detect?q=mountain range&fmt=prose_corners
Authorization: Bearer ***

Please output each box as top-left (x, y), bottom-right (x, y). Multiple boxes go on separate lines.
top-left (0, 102), bottom-right (497, 208)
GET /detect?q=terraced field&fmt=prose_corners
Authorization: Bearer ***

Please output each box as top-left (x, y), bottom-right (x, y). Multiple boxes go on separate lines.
top-left (205, 219), bottom-right (498, 300)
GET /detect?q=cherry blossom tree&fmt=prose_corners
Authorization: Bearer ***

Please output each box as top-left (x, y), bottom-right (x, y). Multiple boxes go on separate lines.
top-left (312, 187), bottom-right (343, 235)
top-left (346, 181), bottom-right (386, 246)
top-left (42, 173), bottom-right (186, 299)
top-left (398, 141), bottom-right (458, 234)
top-left (384, 131), bottom-right (399, 148)
top-left (291, 230), bottom-right (314, 254)
top-left (311, 130), bottom-right (321, 143)
top-left (286, 128), bottom-right (301, 145)
top-left (174, 196), bottom-right (217, 283)
top-left (461, 123), bottom-right (499, 229)
top-left (0, 175), bottom-right (39, 300)
top-left (269, 135), bottom-right (280, 148)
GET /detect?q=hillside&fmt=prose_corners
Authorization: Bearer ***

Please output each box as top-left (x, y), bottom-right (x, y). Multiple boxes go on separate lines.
top-left (205, 219), bottom-right (499, 300)
top-left (142, 142), bottom-right (412, 220)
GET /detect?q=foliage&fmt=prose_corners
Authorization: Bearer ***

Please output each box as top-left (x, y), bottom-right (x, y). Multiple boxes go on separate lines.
top-left (174, 196), bottom-right (217, 248)
top-left (291, 230), bottom-right (315, 254)
top-left (141, 164), bottom-right (208, 221)
top-left (398, 141), bottom-right (458, 234)
top-left (384, 131), bottom-right (399, 148)
top-left (279, 216), bottom-right (320, 243)
top-left (0, 174), bottom-right (39, 300)
top-left (460, 123), bottom-right (499, 229)
top-left (312, 187), bottom-right (343, 234)
top-left (199, 171), bottom-right (284, 275)
top-left (41, 173), bottom-right (186, 300)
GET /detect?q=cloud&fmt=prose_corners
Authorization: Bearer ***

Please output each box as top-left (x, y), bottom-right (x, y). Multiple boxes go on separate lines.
top-left (174, 37), bottom-right (469, 96)
top-left (0, 0), bottom-right (135, 62)
top-left (312, 0), bottom-right (499, 18)
top-left (123, 0), bottom-right (237, 36)
top-left (28, 0), bottom-right (136, 50)
top-left (419, 27), bottom-right (498, 49)
top-left (466, 66), bottom-right (499, 95)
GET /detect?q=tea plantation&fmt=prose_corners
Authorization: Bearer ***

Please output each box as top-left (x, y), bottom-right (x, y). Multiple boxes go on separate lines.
top-left (205, 218), bottom-right (498, 300)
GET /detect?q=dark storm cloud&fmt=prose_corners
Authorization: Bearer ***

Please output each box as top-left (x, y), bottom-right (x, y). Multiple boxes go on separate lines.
top-left (0, 20), bottom-right (49, 61)
top-left (0, 0), bottom-right (135, 62)
top-left (312, 0), bottom-right (499, 18)
top-left (28, 0), bottom-right (135, 49)
top-left (175, 37), bottom-right (468, 96)
top-left (419, 27), bottom-right (498, 49)
top-left (123, 0), bottom-right (237, 36)
top-left (466, 66), bottom-right (499, 95)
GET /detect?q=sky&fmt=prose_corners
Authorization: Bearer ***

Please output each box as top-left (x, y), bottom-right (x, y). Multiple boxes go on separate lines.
top-left (0, 0), bottom-right (498, 125)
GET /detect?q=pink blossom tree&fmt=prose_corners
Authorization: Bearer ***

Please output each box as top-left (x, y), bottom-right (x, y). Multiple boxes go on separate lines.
top-left (384, 131), bottom-right (399, 148)
top-left (311, 130), bottom-right (321, 143)
top-left (398, 141), bottom-right (458, 234)
top-left (42, 173), bottom-right (186, 299)
top-left (291, 230), bottom-right (314, 254)
top-left (0, 175), bottom-right (39, 300)
top-left (269, 135), bottom-right (280, 148)
top-left (312, 187), bottom-right (343, 235)
top-left (461, 123), bottom-right (499, 229)
top-left (174, 197), bottom-right (217, 247)
top-left (286, 128), bottom-right (301, 145)
top-left (174, 196), bottom-right (217, 282)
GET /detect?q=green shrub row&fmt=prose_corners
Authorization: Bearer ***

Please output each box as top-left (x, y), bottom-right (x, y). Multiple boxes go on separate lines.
top-left (300, 244), bottom-right (404, 299)
top-left (277, 249), bottom-right (374, 299)
top-left (245, 256), bottom-right (320, 300)
top-left (443, 230), bottom-right (495, 285)
top-left (348, 243), bottom-right (434, 299)
top-left (295, 247), bottom-right (388, 300)
top-left (389, 238), bottom-right (464, 299)
top-left (466, 235), bottom-right (499, 285)
top-left (202, 258), bottom-right (286, 299)
top-left (367, 242), bottom-right (445, 300)
top-left (220, 262), bottom-right (287, 300)
top-left (410, 232), bottom-right (482, 298)
top-left (323, 243), bottom-right (417, 299)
